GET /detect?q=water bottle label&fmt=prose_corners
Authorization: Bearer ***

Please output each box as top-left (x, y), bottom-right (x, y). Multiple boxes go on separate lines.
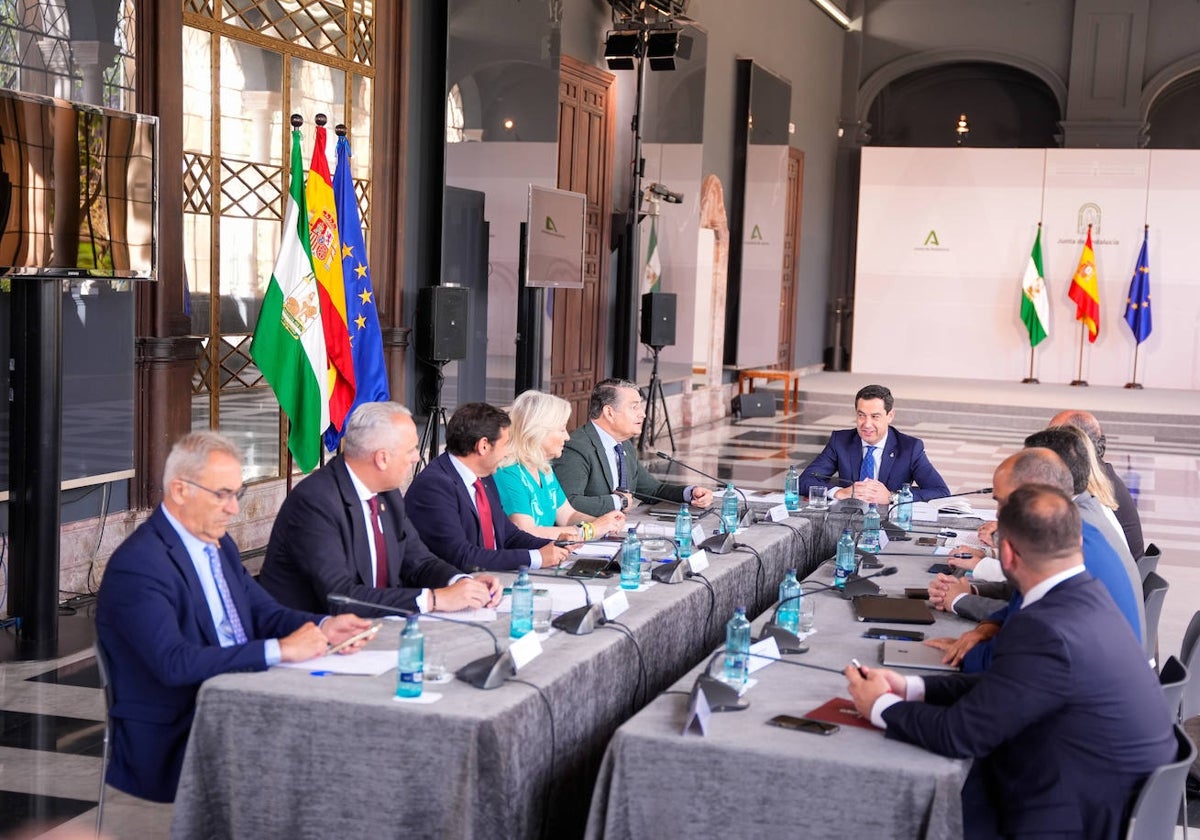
top-left (400, 670), bottom-right (423, 684)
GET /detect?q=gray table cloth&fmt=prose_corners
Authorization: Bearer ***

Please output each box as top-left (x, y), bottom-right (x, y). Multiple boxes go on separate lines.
top-left (585, 542), bottom-right (978, 840)
top-left (169, 512), bottom-right (814, 840)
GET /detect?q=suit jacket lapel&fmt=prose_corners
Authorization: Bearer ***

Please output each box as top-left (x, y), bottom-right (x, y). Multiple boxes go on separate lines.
top-left (332, 457), bottom-right (375, 586)
top-left (585, 423), bottom-right (615, 488)
top-left (444, 455), bottom-right (485, 544)
top-left (152, 510), bottom-right (222, 647)
top-left (849, 433), bottom-right (865, 483)
top-left (878, 432), bottom-right (899, 488)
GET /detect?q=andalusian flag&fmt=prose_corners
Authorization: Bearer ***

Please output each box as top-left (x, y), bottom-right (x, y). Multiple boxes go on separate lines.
top-left (306, 118), bottom-right (357, 436)
top-left (323, 129), bottom-right (390, 451)
top-left (250, 121), bottom-right (329, 473)
top-left (1068, 225), bottom-right (1101, 343)
top-left (1020, 224), bottom-right (1050, 347)
top-left (1123, 228), bottom-right (1152, 344)
top-left (643, 216), bottom-right (661, 294)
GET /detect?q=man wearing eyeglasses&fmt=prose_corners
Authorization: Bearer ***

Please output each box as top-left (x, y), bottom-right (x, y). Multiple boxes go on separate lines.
top-left (96, 432), bottom-right (374, 803)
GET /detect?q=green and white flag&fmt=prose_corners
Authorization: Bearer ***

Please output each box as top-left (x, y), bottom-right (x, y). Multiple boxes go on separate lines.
top-left (643, 216), bottom-right (662, 294)
top-left (1020, 225), bottom-right (1050, 347)
top-left (250, 124), bottom-right (330, 472)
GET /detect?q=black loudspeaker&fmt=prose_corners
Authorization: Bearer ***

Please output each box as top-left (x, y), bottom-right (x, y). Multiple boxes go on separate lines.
top-left (732, 393), bottom-right (776, 418)
top-left (417, 286), bottom-right (469, 362)
top-left (640, 292), bottom-right (676, 347)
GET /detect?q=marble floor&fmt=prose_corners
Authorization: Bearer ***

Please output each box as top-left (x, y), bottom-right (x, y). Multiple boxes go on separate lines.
top-left (1, 372), bottom-right (1198, 838)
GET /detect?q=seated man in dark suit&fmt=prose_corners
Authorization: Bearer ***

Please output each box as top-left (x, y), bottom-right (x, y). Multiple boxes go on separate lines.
top-left (847, 484), bottom-right (1175, 840)
top-left (798, 383), bottom-right (949, 504)
top-left (553, 378), bottom-right (714, 517)
top-left (406, 402), bottom-right (570, 571)
top-left (95, 432), bottom-right (373, 802)
top-left (259, 401), bottom-right (501, 615)
top-left (1050, 408), bottom-right (1144, 558)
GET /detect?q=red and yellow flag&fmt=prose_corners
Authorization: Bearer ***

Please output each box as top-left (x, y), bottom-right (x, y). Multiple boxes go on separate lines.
top-left (1068, 225), bottom-right (1101, 343)
top-left (306, 119), bottom-right (356, 433)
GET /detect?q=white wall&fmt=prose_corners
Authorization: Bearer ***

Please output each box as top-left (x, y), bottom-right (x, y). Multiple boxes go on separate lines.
top-left (853, 147), bottom-right (1200, 388)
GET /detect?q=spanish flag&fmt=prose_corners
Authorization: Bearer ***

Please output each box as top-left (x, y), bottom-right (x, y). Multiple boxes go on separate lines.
top-left (1068, 225), bottom-right (1101, 343)
top-left (306, 117), bottom-right (357, 434)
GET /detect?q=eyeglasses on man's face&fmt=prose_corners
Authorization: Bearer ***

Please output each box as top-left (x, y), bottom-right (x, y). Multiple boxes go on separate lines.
top-left (180, 478), bottom-right (247, 503)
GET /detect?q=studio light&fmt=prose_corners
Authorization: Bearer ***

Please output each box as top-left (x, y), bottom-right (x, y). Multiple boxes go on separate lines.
top-left (646, 31), bottom-right (680, 71)
top-left (646, 183), bottom-right (683, 204)
top-left (604, 31), bottom-right (639, 70)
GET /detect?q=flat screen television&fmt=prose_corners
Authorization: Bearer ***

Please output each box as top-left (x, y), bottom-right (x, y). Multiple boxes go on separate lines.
top-left (0, 87), bottom-right (157, 279)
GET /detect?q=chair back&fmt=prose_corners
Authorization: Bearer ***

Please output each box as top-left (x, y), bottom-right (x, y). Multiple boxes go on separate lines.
top-left (94, 640), bottom-right (115, 833)
top-left (1142, 571), bottom-right (1170, 663)
top-left (1137, 543), bottom-right (1161, 584)
top-left (1125, 724), bottom-right (1196, 840)
top-left (1181, 611), bottom-right (1200, 721)
top-left (1160, 655), bottom-right (1189, 721)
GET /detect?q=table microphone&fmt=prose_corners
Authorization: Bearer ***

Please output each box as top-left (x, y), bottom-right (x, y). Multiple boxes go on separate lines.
top-left (634, 490), bottom-right (731, 554)
top-left (327, 593), bottom-right (515, 690)
top-left (799, 565), bottom-right (898, 600)
top-left (522, 570), bottom-right (605, 635)
top-left (691, 647), bottom-right (844, 712)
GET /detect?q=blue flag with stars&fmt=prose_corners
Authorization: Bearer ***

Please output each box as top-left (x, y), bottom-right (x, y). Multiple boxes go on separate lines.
top-left (324, 131), bottom-right (389, 451)
top-left (1123, 229), bottom-right (1152, 344)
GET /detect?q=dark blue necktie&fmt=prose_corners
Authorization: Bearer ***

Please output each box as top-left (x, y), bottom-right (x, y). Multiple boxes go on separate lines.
top-left (614, 443), bottom-right (627, 490)
top-left (859, 445), bottom-right (877, 481)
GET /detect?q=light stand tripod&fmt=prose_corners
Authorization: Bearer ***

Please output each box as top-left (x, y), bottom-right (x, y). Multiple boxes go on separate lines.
top-left (418, 359), bottom-right (450, 470)
top-left (638, 344), bottom-right (674, 452)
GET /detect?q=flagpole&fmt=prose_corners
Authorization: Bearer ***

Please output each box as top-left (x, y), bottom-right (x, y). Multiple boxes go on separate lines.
top-left (1070, 323), bottom-right (1088, 386)
top-left (1023, 346), bottom-right (1037, 384)
top-left (1125, 343), bottom-right (1143, 389)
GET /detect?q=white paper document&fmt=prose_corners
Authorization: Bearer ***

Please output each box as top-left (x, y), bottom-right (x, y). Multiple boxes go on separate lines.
top-left (572, 542), bottom-right (621, 558)
top-left (275, 650), bottom-right (398, 676)
top-left (496, 582), bottom-right (608, 614)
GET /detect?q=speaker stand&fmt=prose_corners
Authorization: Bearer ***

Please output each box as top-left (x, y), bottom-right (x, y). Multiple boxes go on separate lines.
top-left (638, 345), bottom-right (675, 453)
top-left (418, 359), bottom-right (450, 469)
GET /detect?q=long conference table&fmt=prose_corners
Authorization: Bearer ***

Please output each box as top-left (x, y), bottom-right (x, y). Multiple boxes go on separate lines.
top-left (584, 511), bottom-right (985, 840)
top-left (169, 506), bottom-right (823, 839)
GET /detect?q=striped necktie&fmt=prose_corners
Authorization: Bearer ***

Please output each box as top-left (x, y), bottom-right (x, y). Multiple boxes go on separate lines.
top-left (205, 544), bottom-right (247, 644)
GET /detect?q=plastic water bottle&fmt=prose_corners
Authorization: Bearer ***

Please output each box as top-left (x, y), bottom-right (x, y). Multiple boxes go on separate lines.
top-left (784, 465), bottom-right (800, 511)
top-left (895, 483), bottom-right (914, 531)
top-left (834, 527), bottom-right (856, 590)
top-left (620, 527), bottom-right (641, 591)
top-left (674, 504), bottom-right (693, 559)
top-left (721, 484), bottom-right (739, 533)
top-left (396, 615), bottom-right (424, 698)
top-left (723, 606), bottom-right (751, 686)
top-left (860, 504), bottom-right (881, 553)
top-left (777, 568), bottom-right (802, 634)
top-left (510, 566), bottom-right (534, 638)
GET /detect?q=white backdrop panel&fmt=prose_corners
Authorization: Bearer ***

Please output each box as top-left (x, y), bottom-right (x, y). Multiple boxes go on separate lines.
top-left (854, 147), bottom-right (1200, 389)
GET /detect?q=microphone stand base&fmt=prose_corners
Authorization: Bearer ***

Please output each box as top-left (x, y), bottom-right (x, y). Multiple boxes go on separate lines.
top-left (551, 604), bottom-right (602, 635)
top-left (700, 532), bottom-right (734, 554)
top-left (842, 575), bottom-right (882, 599)
top-left (757, 623), bottom-right (809, 655)
top-left (651, 560), bottom-right (688, 584)
top-left (456, 651), bottom-right (516, 690)
top-left (693, 673), bottom-right (749, 712)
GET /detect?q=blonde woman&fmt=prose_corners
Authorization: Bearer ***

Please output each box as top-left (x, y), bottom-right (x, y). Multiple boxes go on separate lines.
top-left (494, 391), bottom-right (626, 540)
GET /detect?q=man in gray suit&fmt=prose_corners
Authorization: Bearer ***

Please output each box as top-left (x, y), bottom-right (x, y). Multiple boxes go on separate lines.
top-left (553, 379), bottom-right (713, 517)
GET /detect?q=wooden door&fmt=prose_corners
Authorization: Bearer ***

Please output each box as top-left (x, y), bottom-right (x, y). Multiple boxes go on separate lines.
top-left (552, 56), bottom-right (614, 427)
top-left (778, 146), bottom-right (803, 368)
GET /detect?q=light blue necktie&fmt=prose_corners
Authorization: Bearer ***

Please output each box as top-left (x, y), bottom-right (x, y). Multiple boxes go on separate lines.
top-left (859, 445), bottom-right (877, 481)
top-left (206, 544), bottom-right (248, 644)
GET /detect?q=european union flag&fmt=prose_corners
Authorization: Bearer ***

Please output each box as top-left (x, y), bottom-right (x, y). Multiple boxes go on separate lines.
top-left (1123, 230), bottom-right (1152, 344)
top-left (324, 130), bottom-right (390, 451)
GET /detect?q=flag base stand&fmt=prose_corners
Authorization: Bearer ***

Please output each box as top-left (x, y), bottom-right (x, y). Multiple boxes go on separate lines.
top-left (1069, 379), bottom-right (1089, 387)
top-left (1021, 377), bottom-right (1040, 384)
top-left (1123, 382), bottom-right (1144, 390)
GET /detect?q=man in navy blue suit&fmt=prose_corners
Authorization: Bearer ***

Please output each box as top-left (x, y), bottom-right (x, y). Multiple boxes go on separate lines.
top-left (406, 402), bottom-right (571, 571)
top-left (846, 484), bottom-right (1174, 839)
top-left (95, 432), bottom-right (373, 802)
top-left (798, 383), bottom-right (949, 503)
